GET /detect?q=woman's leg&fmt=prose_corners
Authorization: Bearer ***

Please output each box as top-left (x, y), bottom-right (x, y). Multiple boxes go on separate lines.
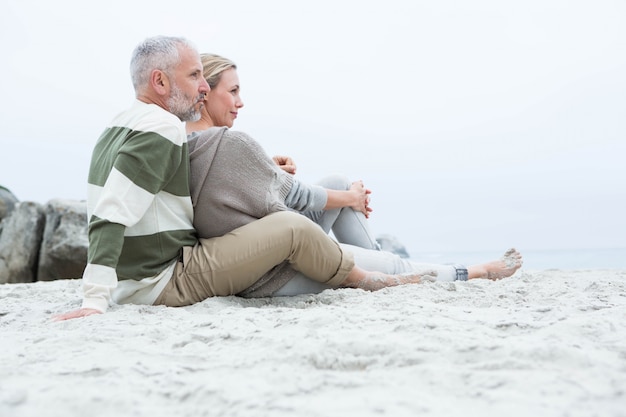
top-left (345, 244), bottom-right (458, 280)
top-left (303, 174), bottom-right (381, 250)
top-left (274, 243), bottom-right (456, 296)
top-left (273, 246), bottom-right (523, 296)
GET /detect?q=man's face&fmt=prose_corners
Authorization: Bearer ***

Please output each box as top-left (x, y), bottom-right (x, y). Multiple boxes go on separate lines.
top-left (166, 47), bottom-right (210, 121)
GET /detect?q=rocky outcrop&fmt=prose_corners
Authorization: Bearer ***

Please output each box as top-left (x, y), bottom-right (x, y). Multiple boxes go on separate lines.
top-left (376, 234), bottom-right (410, 258)
top-left (0, 186), bottom-right (19, 224)
top-left (0, 195), bottom-right (89, 284)
top-left (0, 201), bottom-right (46, 283)
top-left (37, 199), bottom-right (88, 281)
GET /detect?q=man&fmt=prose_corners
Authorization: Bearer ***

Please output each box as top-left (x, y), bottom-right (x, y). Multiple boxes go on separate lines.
top-left (55, 36), bottom-right (355, 320)
top-left (56, 36), bottom-right (436, 321)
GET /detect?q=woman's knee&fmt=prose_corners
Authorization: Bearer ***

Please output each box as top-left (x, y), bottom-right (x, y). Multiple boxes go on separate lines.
top-left (316, 174), bottom-right (351, 191)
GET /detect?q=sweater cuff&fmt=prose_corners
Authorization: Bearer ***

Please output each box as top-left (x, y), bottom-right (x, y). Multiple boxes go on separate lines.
top-left (81, 295), bottom-right (109, 313)
top-left (309, 185), bottom-right (328, 211)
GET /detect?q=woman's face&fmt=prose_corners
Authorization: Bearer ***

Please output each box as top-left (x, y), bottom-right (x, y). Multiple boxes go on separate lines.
top-left (205, 67), bottom-right (243, 128)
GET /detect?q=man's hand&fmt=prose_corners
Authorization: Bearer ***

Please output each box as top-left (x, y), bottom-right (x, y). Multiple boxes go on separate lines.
top-left (272, 155), bottom-right (297, 175)
top-left (52, 308), bottom-right (102, 322)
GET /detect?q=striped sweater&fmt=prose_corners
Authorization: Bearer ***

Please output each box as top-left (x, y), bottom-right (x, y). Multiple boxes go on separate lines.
top-left (81, 100), bottom-right (197, 312)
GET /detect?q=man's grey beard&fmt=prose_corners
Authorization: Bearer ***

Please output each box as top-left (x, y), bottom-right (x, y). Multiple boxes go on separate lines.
top-left (167, 83), bottom-right (202, 122)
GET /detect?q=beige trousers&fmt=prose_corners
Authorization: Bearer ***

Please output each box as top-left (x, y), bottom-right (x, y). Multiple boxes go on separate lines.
top-left (155, 211), bottom-right (354, 307)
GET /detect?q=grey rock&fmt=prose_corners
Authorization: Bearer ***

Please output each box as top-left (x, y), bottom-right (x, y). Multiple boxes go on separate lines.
top-left (0, 201), bottom-right (45, 283)
top-left (37, 199), bottom-right (88, 281)
top-left (0, 186), bottom-right (19, 224)
top-left (376, 234), bottom-right (410, 258)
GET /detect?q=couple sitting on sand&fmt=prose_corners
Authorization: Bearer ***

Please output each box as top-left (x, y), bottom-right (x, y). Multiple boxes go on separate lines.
top-left (55, 36), bottom-right (522, 321)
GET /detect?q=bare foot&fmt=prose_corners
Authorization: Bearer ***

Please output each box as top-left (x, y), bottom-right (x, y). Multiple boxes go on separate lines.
top-left (353, 270), bottom-right (438, 291)
top-left (468, 248), bottom-right (523, 280)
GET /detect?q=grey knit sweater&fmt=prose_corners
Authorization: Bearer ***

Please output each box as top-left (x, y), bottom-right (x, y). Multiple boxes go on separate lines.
top-left (187, 127), bottom-right (328, 296)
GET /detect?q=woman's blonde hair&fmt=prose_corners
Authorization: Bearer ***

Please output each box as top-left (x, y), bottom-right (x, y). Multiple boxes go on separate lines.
top-left (200, 53), bottom-right (237, 89)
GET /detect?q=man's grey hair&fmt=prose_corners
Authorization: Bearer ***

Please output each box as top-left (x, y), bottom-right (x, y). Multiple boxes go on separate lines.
top-left (130, 36), bottom-right (196, 91)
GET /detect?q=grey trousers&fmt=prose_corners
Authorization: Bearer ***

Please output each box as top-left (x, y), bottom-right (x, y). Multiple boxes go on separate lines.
top-left (303, 174), bottom-right (381, 250)
top-left (274, 243), bottom-right (459, 296)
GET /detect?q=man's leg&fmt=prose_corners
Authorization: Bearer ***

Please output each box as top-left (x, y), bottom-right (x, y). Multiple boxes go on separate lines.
top-left (156, 211), bottom-right (354, 306)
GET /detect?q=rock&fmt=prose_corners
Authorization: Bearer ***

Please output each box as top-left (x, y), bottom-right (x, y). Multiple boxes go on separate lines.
top-left (37, 199), bottom-right (88, 281)
top-left (0, 185), bottom-right (19, 224)
top-left (376, 234), bottom-right (410, 258)
top-left (0, 201), bottom-right (45, 284)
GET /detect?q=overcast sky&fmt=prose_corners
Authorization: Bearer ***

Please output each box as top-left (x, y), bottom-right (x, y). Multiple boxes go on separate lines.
top-left (1, 0), bottom-right (625, 256)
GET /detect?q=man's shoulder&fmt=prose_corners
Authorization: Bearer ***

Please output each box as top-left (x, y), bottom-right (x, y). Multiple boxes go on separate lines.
top-left (109, 100), bottom-right (186, 146)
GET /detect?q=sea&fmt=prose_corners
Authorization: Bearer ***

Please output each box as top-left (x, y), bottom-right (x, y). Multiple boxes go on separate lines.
top-left (409, 247), bottom-right (626, 271)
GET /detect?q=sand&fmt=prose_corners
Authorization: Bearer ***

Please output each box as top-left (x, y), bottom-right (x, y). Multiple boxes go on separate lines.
top-left (1, 269), bottom-right (625, 417)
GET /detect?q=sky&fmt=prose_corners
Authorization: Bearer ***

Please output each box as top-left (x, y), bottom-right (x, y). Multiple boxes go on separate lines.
top-left (1, 0), bottom-right (625, 257)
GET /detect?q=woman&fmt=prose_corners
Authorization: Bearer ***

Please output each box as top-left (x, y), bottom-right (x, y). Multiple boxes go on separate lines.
top-left (186, 53), bottom-right (380, 251)
top-left (185, 54), bottom-right (523, 297)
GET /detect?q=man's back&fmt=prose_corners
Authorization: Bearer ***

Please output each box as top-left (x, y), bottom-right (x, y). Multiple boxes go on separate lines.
top-left (83, 100), bottom-right (196, 310)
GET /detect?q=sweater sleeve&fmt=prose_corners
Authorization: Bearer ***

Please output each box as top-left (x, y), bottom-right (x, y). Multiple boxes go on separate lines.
top-left (284, 180), bottom-right (328, 212)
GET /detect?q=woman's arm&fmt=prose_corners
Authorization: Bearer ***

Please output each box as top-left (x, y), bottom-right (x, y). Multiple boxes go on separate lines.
top-left (324, 180), bottom-right (372, 218)
top-left (286, 178), bottom-right (372, 217)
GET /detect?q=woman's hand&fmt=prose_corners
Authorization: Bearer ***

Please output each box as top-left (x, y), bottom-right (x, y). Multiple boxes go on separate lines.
top-left (349, 180), bottom-right (373, 218)
top-left (272, 155), bottom-right (297, 175)
top-left (323, 180), bottom-right (373, 217)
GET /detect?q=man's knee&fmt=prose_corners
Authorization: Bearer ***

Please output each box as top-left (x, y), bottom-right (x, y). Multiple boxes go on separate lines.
top-left (268, 211), bottom-right (322, 236)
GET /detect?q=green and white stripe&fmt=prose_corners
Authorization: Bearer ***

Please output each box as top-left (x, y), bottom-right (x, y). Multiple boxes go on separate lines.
top-left (81, 100), bottom-right (197, 312)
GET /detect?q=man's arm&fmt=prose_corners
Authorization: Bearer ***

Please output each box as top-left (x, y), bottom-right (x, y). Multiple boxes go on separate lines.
top-left (53, 222), bottom-right (126, 321)
top-left (53, 131), bottom-right (169, 320)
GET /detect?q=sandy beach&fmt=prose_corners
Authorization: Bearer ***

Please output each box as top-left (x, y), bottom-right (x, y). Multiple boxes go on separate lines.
top-left (1, 269), bottom-right (625, 417)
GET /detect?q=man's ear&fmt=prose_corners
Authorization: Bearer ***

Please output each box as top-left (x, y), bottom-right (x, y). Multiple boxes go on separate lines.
top-left (151, 69), bottom-right (169, 95)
